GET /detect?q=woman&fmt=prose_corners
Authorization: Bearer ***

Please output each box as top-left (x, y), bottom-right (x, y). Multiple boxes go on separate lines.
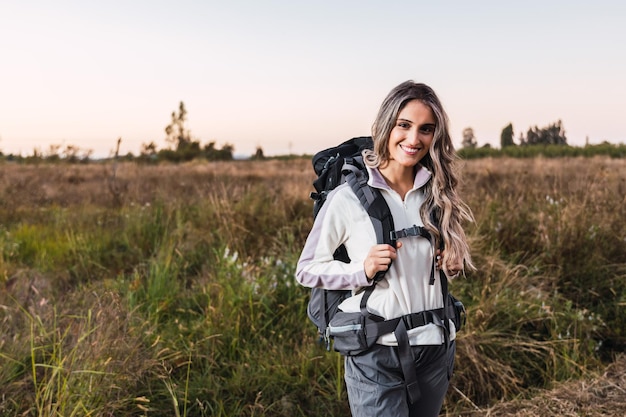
top-left (296, 81), bottom-right (474, 417)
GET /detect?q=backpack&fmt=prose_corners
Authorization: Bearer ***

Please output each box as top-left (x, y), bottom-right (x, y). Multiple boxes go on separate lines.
top-left (306, 136), bottom-right (395, 349)
top-left (305, 136), bottom-right (466, 403)
top-left (306, 136), bottom-right (466, 347)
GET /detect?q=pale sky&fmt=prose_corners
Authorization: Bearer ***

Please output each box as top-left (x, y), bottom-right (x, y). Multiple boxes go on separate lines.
top-left (1, 0), bottom-right (625, 158)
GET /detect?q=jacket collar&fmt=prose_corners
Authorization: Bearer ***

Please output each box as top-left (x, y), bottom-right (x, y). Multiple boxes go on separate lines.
top-left (367, 164), bottom-right (432, 191)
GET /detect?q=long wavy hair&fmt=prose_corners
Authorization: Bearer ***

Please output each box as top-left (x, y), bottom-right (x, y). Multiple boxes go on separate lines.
top-left (363, 81), bottom-right (475, 272)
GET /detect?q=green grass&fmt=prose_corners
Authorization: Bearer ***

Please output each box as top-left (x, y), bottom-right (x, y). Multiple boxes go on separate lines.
top-left (0, 157), bottom-right (624, 416)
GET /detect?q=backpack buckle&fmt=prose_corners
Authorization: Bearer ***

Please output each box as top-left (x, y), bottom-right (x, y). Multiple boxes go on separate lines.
top-left (390, 225), bottom-right (429, 241)
top-left (322, 153), bottom-right (340, 171)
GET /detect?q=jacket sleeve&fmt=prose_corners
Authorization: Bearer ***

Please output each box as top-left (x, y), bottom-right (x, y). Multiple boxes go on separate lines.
top-left (295, 187), bottom-right (372, 290)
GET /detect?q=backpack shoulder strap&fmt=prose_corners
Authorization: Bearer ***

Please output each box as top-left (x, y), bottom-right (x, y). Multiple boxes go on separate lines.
top-left (341, 159), bottom-right (396, 315)
top-left (432, 213), bottom-right (454, 342)
top-left (342, 160), bottom-right (396, 278)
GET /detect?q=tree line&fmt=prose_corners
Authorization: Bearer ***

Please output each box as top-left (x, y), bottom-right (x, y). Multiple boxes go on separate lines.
top-left (457, 119), bottom-right (625, 158)
top-left (461, 120), bottom-right (569, 149)
top-left (0, 101), bottom-right (237, 164)
top-left (137, 101), bottom-right (236, 163)
top-left (1, 110), bottom-right (624, 163)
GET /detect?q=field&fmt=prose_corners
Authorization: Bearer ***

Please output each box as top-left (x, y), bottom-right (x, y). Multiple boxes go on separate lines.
top-left (1, 156), bottom-right (625, 416)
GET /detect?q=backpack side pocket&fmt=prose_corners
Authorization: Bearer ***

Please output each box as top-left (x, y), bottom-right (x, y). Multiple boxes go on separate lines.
top-left (328, 312), bottom-right (370, 356)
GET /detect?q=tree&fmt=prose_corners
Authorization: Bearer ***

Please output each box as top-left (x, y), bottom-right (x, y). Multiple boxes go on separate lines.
top-left (203, 141), bottom-right (234, 161)
top-left (518, 132), bottom-right (526, 146)
top-left (165, 101), bottom-right (190, 149)
top-left (523, 120), bottom-right (567, 146)
top-left (140, 141), bottom-right (158, 156)
top-left (252, 146), bottom-right (265, 160)
top-left (461, 127), bottom-right (477, 148)
top-left (547, 120), bottom-right (567, 145)
top-left (163, 101), bottom-right (203, 161)
top-left (500, 123), bottom-right (515, 148)
top-left (154, 102), bottom-right (235, 162)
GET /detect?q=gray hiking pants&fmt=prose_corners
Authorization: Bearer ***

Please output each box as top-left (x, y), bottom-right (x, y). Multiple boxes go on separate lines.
top-left (344, 341), bottom-right (455, 417)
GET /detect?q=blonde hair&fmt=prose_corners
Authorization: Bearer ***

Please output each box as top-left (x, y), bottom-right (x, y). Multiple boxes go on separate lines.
top-left (363, 81), bottom-right (475, 271)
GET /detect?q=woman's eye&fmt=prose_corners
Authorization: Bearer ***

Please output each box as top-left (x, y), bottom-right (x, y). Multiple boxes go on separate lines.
top-left (397, 122), bottom-right (410, 129)
top-left (419, 124), bottom-right (436, 134)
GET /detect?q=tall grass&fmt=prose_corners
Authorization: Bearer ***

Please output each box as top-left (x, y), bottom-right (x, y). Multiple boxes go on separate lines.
top-left (464, 157), bottom-right (626, 353)
top-left (0, 157), bottom-right (624, 415)
top-left (0, 287), bottom-right (151, 415)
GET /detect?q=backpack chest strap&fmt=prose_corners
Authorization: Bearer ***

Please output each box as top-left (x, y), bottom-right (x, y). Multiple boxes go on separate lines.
top-left (390, 225), bottom-right (431, 241)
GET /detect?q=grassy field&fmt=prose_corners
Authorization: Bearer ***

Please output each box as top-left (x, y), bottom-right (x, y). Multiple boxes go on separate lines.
top-left (0, 156), bottom-right (625, 416)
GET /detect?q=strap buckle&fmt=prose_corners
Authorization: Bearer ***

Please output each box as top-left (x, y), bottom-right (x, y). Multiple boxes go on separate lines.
top-left (390, 225), bottom-right (429, 241)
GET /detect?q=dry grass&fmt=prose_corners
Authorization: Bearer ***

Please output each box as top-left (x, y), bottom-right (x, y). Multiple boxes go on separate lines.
top-left (459, 354), bottom-right (626, 417)
top-left (0, 159), bottom-right (313, 209)
top-left (1, 156), bottom-right (625, 416)
top-left (4, 156), bottom-right (623, 210)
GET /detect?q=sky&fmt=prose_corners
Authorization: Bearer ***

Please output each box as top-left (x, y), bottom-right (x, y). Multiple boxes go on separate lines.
top-left (1, 0), bottom-right (625, 158)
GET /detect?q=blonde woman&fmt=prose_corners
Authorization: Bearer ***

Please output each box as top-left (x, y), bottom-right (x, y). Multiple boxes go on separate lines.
top-left (296, 81), bottom-right (474, 416)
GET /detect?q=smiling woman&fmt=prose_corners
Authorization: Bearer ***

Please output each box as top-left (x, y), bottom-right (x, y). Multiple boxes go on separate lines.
top-left (296, 81), bottom-right (475, 417)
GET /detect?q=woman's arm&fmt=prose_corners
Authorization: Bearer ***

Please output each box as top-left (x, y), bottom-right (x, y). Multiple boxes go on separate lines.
top-left (296, 187), bottom-right (374, 290)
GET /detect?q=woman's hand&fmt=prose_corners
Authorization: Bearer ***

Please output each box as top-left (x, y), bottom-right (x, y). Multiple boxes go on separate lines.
top-left (363, 241), bottom-right (402, 280)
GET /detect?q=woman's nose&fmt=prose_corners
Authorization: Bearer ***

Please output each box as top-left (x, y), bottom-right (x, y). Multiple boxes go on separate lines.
top-left (406, 128), bottom-right (421, 144)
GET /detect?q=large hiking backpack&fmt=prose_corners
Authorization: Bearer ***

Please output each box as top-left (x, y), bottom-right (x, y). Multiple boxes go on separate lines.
top-left (306, 136), bottom-right (465, 347)
top-left (305, 136), bottom-right (466, 403)
top-left (306, 136), bottom-right (395, 349)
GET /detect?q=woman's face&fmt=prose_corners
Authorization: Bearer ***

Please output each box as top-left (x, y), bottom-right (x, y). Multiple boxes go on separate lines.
top-left (386, 99), bottom-right (435, 169)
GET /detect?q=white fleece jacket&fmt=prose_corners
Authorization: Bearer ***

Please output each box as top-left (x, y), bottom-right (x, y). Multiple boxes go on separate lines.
top-left (296, 165), bottom-right (456, 346)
